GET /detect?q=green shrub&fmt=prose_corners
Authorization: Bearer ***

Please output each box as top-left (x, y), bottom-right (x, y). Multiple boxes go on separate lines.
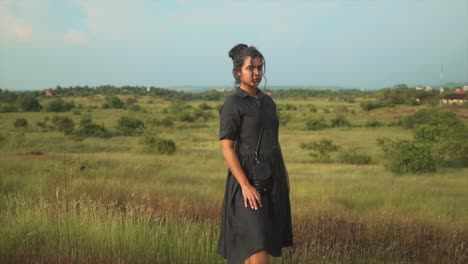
top-left (309, 104), bottom-right (318, 113)
top-left (14, 118), bottom-right (28, 128)
top-left (179, 112), bottom-right (195, 122)
top-left (278, 111), bottom-right (292, 127)
top-left (337, 150), bottom-right (372, 165)
top-left (125, 97), bottom-right (138, 105)
top-left (76, 114), bottom-right (110, 138)
top-left (71, 109), bottom-right (81, 115)
top-left (18, 94), bottom-right (42, 111)
top-left (413, 124), bottom-right (442, 142)
top-left (334, 105), bottom-right (348, 113)
top-left (0, 104), bottom-right (18, 112)
top-left (377, 138), bottom-right (437, 174)
top-left (102, 96), bottom-right (124, 109)
top-left (159, 117), bottom-right (174, 127)
top-left (45, 99), bottom-right (75, 112)
top-left (116, 116), bottom-right (144, 135)
top-left (360, 100), bottom-right (383, 111)
top-left (128, 104), bottom-right (146, 113)
top-left (51, 116), bottom-right (75, 135)
top-left (284, 104), bottom-right (297, 110)
top-left (193, 108), bottom-right (211, 121)
top-left (36, 121), bottom-right (49, 132)
top-left (198, 103), bottom-right (213, 110)
top-left (140, 134), bottom-right (176, 155)
top-left (305, 117), bottom-right (328, 130)
top-left (301, 139), bottom-right (339, 163)
top-left (366, 119), bottom-right (382, 127)
top-left (330, 114), bottom-right (350, 127)
top-left (401, 108), bottom-right (462, 130)
top-left (155, 138), bottom-right (176, 155)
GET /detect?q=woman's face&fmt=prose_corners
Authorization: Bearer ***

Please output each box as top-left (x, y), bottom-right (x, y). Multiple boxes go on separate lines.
top-left (237, 56), bottom-right (263, 89)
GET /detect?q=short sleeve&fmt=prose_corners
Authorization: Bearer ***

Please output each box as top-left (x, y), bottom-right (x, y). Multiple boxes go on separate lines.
top-left (219, 96), bottom-right (241, 140)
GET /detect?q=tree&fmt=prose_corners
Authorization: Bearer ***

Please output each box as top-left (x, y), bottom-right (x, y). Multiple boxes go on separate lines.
top-left (51, 116), bottom-right (75, 135)
top-left (18, 94), bottom-right (42, 111)
top-left (116, 116), bottom-right (144, 135)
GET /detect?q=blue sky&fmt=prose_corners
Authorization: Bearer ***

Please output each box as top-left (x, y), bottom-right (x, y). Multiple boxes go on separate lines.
top-left (0, 0), bottom-right (467, 91)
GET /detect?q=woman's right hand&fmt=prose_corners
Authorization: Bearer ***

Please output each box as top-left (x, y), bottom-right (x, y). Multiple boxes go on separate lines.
top-left (241, 184), bottom-right (262, 210)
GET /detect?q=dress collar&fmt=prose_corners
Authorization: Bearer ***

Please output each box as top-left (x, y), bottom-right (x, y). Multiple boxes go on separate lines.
top-left (235, 86), bottom-right (265, 99)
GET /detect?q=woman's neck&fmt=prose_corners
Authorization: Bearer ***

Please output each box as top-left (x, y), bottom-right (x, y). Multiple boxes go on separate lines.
top-left (239, 84), bottom-right (258, 97)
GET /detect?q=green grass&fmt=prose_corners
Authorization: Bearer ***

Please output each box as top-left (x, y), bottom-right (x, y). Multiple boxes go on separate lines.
top-left (1, 96), bottom-right (467, 263)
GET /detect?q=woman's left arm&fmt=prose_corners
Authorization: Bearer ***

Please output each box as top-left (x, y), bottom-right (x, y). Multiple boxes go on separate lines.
top-left (278, 143), bottom-right (290, 193)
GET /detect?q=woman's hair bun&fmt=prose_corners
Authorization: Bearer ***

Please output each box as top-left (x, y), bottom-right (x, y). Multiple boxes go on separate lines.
top-left (228, 43), bottom-right (248, 60)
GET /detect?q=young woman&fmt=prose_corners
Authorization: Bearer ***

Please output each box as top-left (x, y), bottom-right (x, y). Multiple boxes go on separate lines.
top-left (217, 44), bottom-right (294, 264)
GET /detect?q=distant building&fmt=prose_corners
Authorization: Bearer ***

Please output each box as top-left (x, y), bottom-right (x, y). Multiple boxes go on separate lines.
top-left (45, 88), bottom-right (53, 97)
top-left (146, 87), bottom-right (151, 92)
top-left (216, 88), bottom-right (226, 92)
top-left (440, 93), bottom-right (467, 104)
top-left (439, 87), bottom-right (445, 94)
top-left (464, 85), bottom-right (468, 91)
top-left (455, 88), bottom-right (464, 94)
top-left (425, 86), bottom-right (432, 91)
top-left (416, 86), bottom-right (424, 90)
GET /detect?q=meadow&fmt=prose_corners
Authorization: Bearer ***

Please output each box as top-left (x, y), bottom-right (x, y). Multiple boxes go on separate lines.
top-left (0, 92), bottom-right (467, 263)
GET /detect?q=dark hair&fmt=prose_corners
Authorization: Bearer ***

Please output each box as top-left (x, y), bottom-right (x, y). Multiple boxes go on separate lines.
top-left (228, 43), bottom-right (267, 88)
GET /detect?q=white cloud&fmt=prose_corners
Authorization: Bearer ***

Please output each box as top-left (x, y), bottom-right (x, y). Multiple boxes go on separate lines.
top-left (64, 30), bottom-right (88, 45)
top-left (0, 14), bottom-right (33, 41)
top-left (75, 0), bottom-right (148, 39)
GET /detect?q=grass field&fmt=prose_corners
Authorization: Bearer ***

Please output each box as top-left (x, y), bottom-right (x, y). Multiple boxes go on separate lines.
top-left (1, 95), bottom-right (467, 263)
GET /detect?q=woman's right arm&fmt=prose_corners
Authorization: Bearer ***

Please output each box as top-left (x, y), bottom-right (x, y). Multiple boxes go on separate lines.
top-left (221, 139), bottom-right (262, 210)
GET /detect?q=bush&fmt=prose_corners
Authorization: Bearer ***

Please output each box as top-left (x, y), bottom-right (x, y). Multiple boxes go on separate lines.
top-left (199, 103), bottom-right (213, 110)
top-left (0, 104), bottom-right (18, 113)
top-left (159, 117), bottom-right (174, 127)
top-left (128, 104), bottom-right (146, 113)
top-left (360, 100), bottom-right (383, 111)
top-left (413, 124), bottom-right (442, 142)
top-left (278, 111), bottom-right (292, 126)
top-left (284, 104), bottom-right (297, 110)
top-left (51, 116), bottom-right (75, 135)
top-left (14, 118), bottom-right (28, 128)
top-left (330, 114), bottom-right (350, 127)
top-left (334, 105), bottom-right (348, 113)
top-left (401, 108), bottom-right (462, 130)
top-left (140, 134), bottom-right (176, 155)
top-left (301, 139), bottom-right (339, 163)
top-left (155, 138), bottom-right (176, 155)
top-left (377, 138), bottom-right (437, 174)
top-left (45, 99), bottom-right (75, 112)
top-left (366, 119), bottom-right (382, 127)
top-left (18, 94), bottom-right (42, 111)
top-left (102, 96), bottom-right (124, 109)
top-left (116, 116), bottom-right (144, 135)
top-left (76, 114), bottom-right (110, 138)
top-left (36, 121), bottom-right (48, 132)
top-left (179, 112), bottom-right (196, 122)
top-left (193, 108), bottom-right (211, 121)
top-left (337, 150), bottom-right (372, 165)
top-left (309, 104), bottom-right (318, 113)
top-left (125, 97), bottom-right (138, 105)
top-left (305, 117), bottom-right (328, 130)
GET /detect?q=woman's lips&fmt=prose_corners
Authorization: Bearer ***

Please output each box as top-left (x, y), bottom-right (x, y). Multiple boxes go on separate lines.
top-left (254, 79), bottom-right (261, 83)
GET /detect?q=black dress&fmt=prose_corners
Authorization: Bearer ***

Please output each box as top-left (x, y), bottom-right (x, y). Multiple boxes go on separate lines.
top-left (217, 87), bottom-right (294, 264)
